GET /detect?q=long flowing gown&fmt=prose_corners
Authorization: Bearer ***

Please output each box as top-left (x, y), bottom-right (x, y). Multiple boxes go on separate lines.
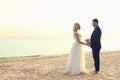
top-left (64, 32), bottom-right (86, 75)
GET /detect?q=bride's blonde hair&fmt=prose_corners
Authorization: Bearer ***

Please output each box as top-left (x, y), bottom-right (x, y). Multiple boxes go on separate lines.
top-left (73, 23), bottom-right (79, 31)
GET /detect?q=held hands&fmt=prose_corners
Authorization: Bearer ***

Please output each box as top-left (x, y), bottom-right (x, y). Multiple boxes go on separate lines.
top-left (85, 39), bottom-right (91, 47)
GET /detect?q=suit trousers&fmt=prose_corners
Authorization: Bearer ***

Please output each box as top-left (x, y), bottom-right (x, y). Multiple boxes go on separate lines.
top-left (92, 48), bottom-right (101, 71)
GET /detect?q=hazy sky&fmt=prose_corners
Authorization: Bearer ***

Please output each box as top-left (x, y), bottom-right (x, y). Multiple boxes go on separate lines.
top-left (0, 0), bottom-right (120, 38)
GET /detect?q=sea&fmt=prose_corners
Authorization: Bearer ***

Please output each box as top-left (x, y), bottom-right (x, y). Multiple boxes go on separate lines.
top-left (0, 37), bottom-right (120, 58)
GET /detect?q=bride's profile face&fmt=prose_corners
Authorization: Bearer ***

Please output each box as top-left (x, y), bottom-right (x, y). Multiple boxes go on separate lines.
top-left (77, 24), bottom-right (80, 30)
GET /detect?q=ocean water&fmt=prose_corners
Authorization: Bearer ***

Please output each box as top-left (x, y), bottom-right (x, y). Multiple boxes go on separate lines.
top-left (0, 37), bottom-right (120, 58)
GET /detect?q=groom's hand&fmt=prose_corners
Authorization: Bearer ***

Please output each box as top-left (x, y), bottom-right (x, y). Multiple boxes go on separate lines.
top-left (88, 42), bottom-right (91, 47)
top-left (85, 39), bottom-right (91, 47)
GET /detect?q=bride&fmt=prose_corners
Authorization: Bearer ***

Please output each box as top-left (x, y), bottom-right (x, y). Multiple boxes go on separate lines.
top-left (64, 23), bottom-right (88, 75)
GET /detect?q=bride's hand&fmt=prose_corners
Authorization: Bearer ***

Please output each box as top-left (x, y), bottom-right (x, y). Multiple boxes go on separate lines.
top-left (84, 43), bottom-right (88, 46)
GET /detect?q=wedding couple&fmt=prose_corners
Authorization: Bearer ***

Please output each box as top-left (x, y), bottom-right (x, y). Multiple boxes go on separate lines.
top-left (64, 19), bottom-right (102, 75)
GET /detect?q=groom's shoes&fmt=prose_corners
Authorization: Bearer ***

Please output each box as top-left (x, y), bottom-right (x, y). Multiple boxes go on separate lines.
top-left (92, 71), bottom-right (99, 74)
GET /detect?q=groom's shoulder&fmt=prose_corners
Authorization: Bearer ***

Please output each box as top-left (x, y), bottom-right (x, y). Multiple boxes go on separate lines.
top-left (96, 26), bottom-right (101, 30)
top-left (96, 26), bottom-right (102, 33)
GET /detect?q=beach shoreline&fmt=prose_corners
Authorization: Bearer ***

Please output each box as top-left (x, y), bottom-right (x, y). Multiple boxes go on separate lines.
top-left (0, 50), bottom-right (120, 59)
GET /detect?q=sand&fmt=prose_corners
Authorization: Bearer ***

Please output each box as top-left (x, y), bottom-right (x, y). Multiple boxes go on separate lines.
top-left (0, 51), bottom-right (120, 80)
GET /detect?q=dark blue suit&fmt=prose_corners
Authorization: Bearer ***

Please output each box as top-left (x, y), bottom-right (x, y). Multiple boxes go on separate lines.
top-left (91, 26), bottom-right (102, 71)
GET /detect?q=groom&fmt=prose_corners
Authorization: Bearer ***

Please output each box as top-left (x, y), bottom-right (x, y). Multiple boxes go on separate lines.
top-left (90, 19), bottom-right (102, 74)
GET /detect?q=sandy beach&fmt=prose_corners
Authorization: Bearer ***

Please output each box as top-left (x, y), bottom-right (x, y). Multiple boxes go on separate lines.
top-left (0, 51), bottom-right (120, 80)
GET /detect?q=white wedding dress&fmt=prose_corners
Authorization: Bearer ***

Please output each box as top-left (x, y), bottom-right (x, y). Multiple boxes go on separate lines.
top-left (64, 32), bottom-right (86, 75)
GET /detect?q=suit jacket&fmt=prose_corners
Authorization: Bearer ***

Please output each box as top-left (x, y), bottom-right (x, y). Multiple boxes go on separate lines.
top-left (91, 26), bottom-right (102, 49)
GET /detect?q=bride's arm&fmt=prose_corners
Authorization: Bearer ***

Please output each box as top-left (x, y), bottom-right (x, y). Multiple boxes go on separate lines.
top-left (75, 33), bottom-right (88, 45)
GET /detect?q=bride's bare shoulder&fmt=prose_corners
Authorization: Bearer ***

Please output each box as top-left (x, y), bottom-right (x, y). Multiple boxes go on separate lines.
top-left (74, 32), bottom-right (79, 36)
top-left (74, 32), bottom-right (81, 37)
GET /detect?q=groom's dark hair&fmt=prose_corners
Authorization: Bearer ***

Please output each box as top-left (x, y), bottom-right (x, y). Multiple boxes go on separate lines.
top-left (92, 19), bottom-right (99, 23)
